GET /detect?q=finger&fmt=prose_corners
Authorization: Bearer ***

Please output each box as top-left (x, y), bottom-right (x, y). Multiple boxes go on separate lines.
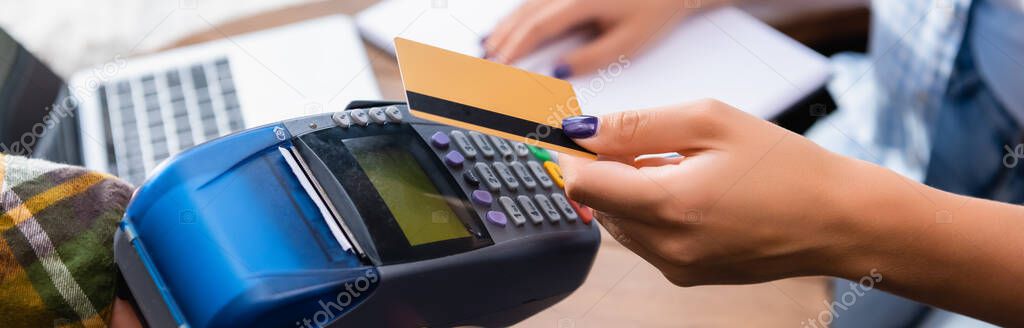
top-left (485, 0), bottom-right (546, 57)
top-left (112, 298), bottom-right (143, 327)
top-left (561, 99), bottom-right (736, 157)
top-left (555, 18), bottom-right (648, 77)
top-left (604, 210), bottom-right (681, 258)
top-left (596, 210), bottom-right (711, 286)
top-left (559, 151), bottom-right (639, 181)
top-left (556, 152), bottom-right (592, 177)
top-left (559, 152), bottom-right (642, 176)
top-left (593, 210), bottom-right (675, 269)
top-left (563, 158), bottom-right (674, 217)
top-left (492, 0), bottom-right (591, 64)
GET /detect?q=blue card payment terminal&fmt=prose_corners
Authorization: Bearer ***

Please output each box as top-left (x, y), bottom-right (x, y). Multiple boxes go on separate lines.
top-left (114, 101), bottom-right (600, 327)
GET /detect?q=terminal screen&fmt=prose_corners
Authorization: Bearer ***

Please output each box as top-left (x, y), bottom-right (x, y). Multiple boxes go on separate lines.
top-left (345, 136), bottom-right (471, 246)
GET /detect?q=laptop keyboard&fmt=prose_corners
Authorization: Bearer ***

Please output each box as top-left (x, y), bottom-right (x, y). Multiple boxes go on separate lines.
top-left (97, 57), bottom-right (244, 184)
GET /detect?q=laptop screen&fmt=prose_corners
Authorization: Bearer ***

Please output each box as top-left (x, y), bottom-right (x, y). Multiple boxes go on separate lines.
top-left (0, 28), bottom-right (65, 157)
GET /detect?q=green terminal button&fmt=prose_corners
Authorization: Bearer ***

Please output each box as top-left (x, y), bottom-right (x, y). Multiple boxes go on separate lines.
top-left (526, 145), bottom-right (552, 162)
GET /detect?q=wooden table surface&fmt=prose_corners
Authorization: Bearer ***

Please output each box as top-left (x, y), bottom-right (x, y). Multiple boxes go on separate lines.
top-left (171, 1), bottom-right (841, 326)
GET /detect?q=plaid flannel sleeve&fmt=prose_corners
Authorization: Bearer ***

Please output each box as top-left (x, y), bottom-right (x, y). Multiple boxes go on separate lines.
top-left (0, 154), bottom-right (133, 327)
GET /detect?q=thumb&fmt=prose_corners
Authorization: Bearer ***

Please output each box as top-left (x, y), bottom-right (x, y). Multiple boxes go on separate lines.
top-left (561, 100), bottom-right (731, 157)
top-left (560, 155), bottom-right (670, 216)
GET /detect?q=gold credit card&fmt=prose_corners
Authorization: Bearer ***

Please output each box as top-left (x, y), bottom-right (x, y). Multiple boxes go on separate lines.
top-left (394, 37), bottom-right (596, 159)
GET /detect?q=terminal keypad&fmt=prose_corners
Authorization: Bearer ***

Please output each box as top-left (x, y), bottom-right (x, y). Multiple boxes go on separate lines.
top-left (339, 105), bottom-right (589, 232)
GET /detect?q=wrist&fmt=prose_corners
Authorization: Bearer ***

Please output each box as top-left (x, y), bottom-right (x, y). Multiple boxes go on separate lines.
top-left (821, 157), bottom-right (947, 281)
top-left (814, 156), bottom-right (912, 279)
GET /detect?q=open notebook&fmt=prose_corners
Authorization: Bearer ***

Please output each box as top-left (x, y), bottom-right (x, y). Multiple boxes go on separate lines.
top-left (357, 1), bottom-right (831, 119)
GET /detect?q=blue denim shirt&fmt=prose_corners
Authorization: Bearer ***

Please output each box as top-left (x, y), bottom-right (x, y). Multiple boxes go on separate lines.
top-left (807, 0), bottom-right (975, 182)
top-left (970, 0), bottom-right (1024, 124)
top-left (808, 0), bottom-right (1024, 197)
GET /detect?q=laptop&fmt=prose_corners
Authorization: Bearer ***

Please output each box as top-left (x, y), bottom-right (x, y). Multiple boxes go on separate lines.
top-left (0, 15), bottom-right (380, 184)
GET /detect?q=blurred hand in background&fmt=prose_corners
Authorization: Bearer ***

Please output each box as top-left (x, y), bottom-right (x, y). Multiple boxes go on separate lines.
top-left (483, 0), bottom-right (729, 78)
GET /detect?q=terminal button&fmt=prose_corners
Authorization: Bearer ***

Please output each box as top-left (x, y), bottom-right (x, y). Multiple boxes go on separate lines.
top-left (450, 131), bottom-right (478, 158)
top-left (430, 132), bottom-right (450, 149)
top-left (492, 162), bottom-right (519, 190)
top-left (527, 161), bottom-right (554, 188)
top-left (486, 211), bottom-right (507, 226)
top-left (570, 199), bottom-right (593, 224)
top-left (349, 109), bottom-right (370, 126)
top-left (469, 132), bottom-right (496, 158)
top-left (475, 163), bottom-right (502, 192)
top-left (489, 136), bottom-right (515, 161)
top-left (534, 194), bottom-right (561, 222)
top-left (550, 193), bottom-right (579, 222)
top-left (512, 142), bottom-right (530, 157)
top-left (527, 145), bottom-right (552, 162)
top-left (443, 151), bottom-right (465, 169)
top-left (510, 162), bottom-right (537, 189)
top-left (543, 161), bottom-right (565, 188)
top-left (463, 170), bottom-right (480, 187)
top-left (368, 107), bottom-right (388, 124)
top-left (499, 196), bottom-right (527, 226)
top-left (332, 112), bottom-right (352, 128)
top-left (517, 196), bottom-right (544, 225)
top-left (384, 105), bottom-right (403, 122)
top-left (471, 190), bottom-right (493, 206)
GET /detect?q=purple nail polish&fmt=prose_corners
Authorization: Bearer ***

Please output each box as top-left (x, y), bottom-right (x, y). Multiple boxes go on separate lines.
top-left (480, 36), bottom-right (491, 59)
top-left (562, 115), bottom-right (598, 139)
top-left (553, 63), bottom-right (572, 79)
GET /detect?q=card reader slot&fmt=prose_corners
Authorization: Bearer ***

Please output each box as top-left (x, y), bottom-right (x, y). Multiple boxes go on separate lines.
top-left (278, 146), bottom-right (366, 258)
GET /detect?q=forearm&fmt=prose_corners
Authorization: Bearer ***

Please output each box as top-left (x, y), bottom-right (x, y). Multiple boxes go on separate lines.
top-left (831, 159), bottom-right (1024, 326)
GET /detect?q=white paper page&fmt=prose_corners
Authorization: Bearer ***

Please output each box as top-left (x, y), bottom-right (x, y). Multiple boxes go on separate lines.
top-left (357, 1), bottom-right (830, 119)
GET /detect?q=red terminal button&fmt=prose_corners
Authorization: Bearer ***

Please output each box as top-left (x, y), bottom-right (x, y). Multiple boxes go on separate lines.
top-left (568, 199), bottom-right (593, 224)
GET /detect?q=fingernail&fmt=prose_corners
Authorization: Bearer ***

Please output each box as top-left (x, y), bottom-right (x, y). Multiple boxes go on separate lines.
top-left (553, 63), bottom-right (573, 79)
top-left (562, 115), bottom-right (598, 139)
top-left (480, 36), bottom-right (491, 59)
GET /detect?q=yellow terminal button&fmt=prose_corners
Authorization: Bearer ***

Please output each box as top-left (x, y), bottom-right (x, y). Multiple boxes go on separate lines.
top-left (543, 161), bottom-right (565, 188)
